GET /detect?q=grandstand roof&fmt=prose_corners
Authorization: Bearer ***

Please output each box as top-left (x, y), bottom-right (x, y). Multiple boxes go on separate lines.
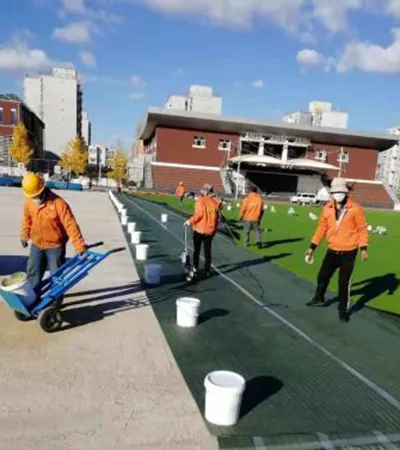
top-left (139, 107), bottom-right (399, 151)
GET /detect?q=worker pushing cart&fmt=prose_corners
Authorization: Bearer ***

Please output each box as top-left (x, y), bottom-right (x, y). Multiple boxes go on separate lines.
top-left (20, 173), bottom-right (87, 303)
top-left (0, 242), bottom-right (125, 332)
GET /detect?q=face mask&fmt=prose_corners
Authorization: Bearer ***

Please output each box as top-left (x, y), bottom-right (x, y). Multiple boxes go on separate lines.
top-left (332, 193), bottom-right (346, 203)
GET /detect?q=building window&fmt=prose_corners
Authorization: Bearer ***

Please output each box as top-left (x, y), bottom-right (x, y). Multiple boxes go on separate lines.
top-left (315, 149), bottom-right (326, 161)
top-left (0, 107), bottom-right (3, 124)
top-left (193, 136), bottom-right (206, 148)
top-left (338, 151), bottom-right (350, 163)
top-left (10, 108), bottom-right (17, 125)
top-left (219, 139), bottom-right (231, 151)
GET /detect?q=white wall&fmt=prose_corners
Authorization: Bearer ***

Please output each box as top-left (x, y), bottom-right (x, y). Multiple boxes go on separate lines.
top-left (82, 112), bottom-right (90, 145)
top-left (24, 68), bottom-right (81, 156)
top-left (165, 95), bottom-right (186, 110)
top-left (297, 175), bottom-right (323, 193)
top-left (189, 95), bottom-right (222, 114)
top-left (316, 111), bottom-right (348, 129)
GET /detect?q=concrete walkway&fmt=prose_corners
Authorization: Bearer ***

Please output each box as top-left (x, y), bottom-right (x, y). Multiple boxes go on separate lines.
top-left (0, 188), bottom-right (218, 450)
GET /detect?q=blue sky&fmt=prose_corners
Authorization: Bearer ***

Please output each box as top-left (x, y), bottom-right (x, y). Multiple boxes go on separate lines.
top-left (0, 0), bottom-right (399, 149)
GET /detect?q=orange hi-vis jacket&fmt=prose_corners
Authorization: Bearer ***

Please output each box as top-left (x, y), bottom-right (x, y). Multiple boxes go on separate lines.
top-left (189, 195), bottom-right (219, 235)
top-left (176, 185), bottom-right (185, 197)
top-left (20, 191), bottom-right (86, 253)
top-left (211, 195), bottom-right (222, 211)
top-left (311, 197), bottom-right (368, 252)
top-left (239, 192), bottom-right (264, 222)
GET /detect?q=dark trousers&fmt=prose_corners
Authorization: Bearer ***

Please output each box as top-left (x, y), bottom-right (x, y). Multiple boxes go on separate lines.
top-left (27, 244), bottom-right (66, 297)
top-left (315, 249), bottom-right (357, 311)
top-left (193, 231), bottom-right (213, 273)
top-left (243, 220), bottom-right (262, 246)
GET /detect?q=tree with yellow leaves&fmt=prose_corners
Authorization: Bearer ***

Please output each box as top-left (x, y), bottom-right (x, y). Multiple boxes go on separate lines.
top-left (108, 147), bottom-right (128, 188)
top-left (9, 122), bottom-right (34, 167)
top-left (60, 136), bottom-right (87, 177)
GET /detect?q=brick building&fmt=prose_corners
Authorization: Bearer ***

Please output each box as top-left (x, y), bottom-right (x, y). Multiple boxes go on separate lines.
top-left (0, 94), bottom-right (44, 166)
top-left (138, 107), bottom-right (399, 208)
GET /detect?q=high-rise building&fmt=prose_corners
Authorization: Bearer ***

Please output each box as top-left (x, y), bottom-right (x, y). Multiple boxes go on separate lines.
top-left (282, 100), bottom-right (349, 129)
top-left (81, 111), bottom-right (91, 146)
top-left (165, 85), bottom-right (222, 115)
top-left (378, 127), bottom-right (400, 191)
top-left (24, 67), bottom-right (83, 156)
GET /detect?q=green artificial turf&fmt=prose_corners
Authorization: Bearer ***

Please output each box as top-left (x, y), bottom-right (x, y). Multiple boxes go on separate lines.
top-left (133, 192), bottom-right (400, 316)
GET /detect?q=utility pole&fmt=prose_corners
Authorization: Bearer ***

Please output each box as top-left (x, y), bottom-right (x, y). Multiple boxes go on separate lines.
top-left (235, 139), bottom-right (242, 200)
top-left (338, 146), bottom-right (344, 177)
top-left (97, 146), bottom-right (102, 187)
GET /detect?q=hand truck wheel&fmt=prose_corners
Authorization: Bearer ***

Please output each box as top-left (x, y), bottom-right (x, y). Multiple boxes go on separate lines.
top-left (38, 307), bottom-right (63, 333)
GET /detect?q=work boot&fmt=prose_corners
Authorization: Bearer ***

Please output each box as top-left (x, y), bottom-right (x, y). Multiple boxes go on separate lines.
top-left (306, 284), bottom-right (326, 306)
top-left (338, 303), bottom-right (350, 322)
top-left (306, 297), bottom-right (325, 307)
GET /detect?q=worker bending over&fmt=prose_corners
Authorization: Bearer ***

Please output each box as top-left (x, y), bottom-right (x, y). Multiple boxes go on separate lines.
top-left (20, 173), bottom-right (87, 299)
top-left (239, 186), bottom-right (265, 248)
top-left (306, 177), bottom-right (368, 322)
top-left (185, 184), bottom-right (219, 281)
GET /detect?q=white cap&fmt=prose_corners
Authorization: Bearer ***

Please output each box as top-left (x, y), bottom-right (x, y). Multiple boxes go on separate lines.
top-left (330, 178), bottom-right (349, 193)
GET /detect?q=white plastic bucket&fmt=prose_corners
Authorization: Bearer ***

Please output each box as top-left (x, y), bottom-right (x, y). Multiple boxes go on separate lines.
top-left (161, 213), bottom-right (168, 223)
top-left (131, 231), bottom-right (141, 244)
top-left (227, 204), bottom-right (232, 211)
top-left (0, 272), bottom-right (36, 307)
top-left (144, 264), bottom-right (161, 284)
top-left (204, 371), bottom-right (246, 426)
top-left (127, 222), bottom-right (136, 233)
top-left (176, 297), bottom-right (201, 327)
top-left (121, 216), bottom-right (128, 226)
top-left (135, 243), bottom-right (148, 260)
top-left (121, 209), bottom-right (127, 217)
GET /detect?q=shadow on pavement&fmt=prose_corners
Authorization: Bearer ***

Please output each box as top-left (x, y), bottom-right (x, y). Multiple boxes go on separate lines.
top-left (324, 273), bottom-right (400, 314)
top-left (59, 290), bottom-right (174, 332)
top-left (65, 282), bottom-right (141, 299)
top-left (198, 308), bottom-right (229, 325)
top-left (240, 376), bottom-right (283, 419)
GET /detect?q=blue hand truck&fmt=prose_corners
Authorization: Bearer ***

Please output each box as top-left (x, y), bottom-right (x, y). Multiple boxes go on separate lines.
top-left (0, 242), bottom-right (125, 333)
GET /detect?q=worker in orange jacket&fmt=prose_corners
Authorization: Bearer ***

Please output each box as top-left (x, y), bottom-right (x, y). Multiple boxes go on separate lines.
top-left (20, 173), bottom-right (87, 298)
top-left (184, 184), bottom-right (219, 281)
top-left (176, 182), bottom-right (186, 208)
top-left (306, 178), bottom-right (368, 322)
top-left (239, 186), bottom-right (265, 248)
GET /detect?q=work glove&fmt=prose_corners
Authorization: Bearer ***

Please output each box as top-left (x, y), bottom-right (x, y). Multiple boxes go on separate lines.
top-left (21, 239), bottom-right (28, 248)
top-left (184, 220), bottom-right (190, 227)
top-left (77, 245), bottom-right (88, 256)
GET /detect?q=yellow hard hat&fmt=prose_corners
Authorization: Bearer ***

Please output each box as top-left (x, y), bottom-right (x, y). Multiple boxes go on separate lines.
top-left (22, 173), bottom-right (45, 198)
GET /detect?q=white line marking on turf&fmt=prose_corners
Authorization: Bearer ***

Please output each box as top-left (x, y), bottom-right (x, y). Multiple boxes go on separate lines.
top-left (374, 431), bottom-right (399, 449)
top-left (253, 436), bottom-right (267, 450)
top-left (316, 433), bottom-right (335, 450)
top-left (249, 433), bottom-right (400, 450)
top-left (124, 195), bottom-right (400, 413)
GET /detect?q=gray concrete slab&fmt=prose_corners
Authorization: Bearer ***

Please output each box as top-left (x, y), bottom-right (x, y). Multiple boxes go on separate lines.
top-left (0, 188), bottom-right (218, 450)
